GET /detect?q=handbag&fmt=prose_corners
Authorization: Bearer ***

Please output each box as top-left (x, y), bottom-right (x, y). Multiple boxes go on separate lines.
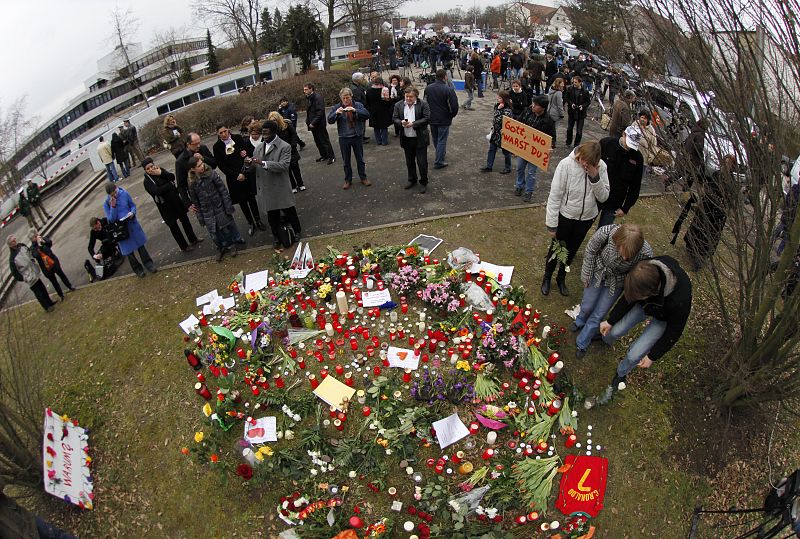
top-left (108, 220), bottom-right (130, 242)
top-left (599, 113), bottom-right (611, 131)
top-left (277, 217), bottom-right (297, 249)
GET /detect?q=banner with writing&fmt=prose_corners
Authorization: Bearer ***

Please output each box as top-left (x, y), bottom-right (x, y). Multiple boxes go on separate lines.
top-left (43, 408), bottom-right (94, 509)
top-left (500, 116), bottom-right (553, 171)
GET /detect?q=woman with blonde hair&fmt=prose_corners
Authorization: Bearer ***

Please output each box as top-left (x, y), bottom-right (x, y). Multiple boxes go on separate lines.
top-left (268, 111), bottom-right (306, 193)
top-left (573, 223), bottom-right (653, 358)
top-left (542, 141), bottom-right (610, 296)
top-left (162, 115), bottom-right (185, 157)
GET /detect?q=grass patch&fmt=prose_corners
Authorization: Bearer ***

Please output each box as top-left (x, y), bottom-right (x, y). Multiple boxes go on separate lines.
top-left (11, 197), bottom-right (798, 538)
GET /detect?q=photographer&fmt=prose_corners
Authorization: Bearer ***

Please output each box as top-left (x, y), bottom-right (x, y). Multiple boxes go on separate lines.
top-left (142, 157), bottom-right (203, 252)
top-left (86, 217), bottom-right (121, 281)
top-left (29, 230), bottom-right (75, 300)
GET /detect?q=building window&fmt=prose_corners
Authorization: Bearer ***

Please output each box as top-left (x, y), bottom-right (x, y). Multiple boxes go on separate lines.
top-left (218, 81), bottom-right (236, 94)
top-left (198, 87), bottom-right (214, 100)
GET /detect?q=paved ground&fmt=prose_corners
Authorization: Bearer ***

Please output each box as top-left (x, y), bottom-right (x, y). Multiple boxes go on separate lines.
top-left (1, 73), bottom-right (665, 306)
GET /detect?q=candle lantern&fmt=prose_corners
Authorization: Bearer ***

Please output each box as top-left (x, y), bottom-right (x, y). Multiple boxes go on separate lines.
top-left (195, 382), bottom-right (212, 400)
top-left (481, 448), bottom-right (494, 460)
top-left (547, 399), bottom-right (562, 416)
top-left (184, 349), bottom-right (202, 371)
top-left (565, 434), bottom-right (577, 448)
top-left (309, 375), bottom-right (319, 389)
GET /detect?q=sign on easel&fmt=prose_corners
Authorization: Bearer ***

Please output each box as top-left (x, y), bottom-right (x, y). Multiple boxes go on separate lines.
top-left (43, 408), bottom-right (94, 509)
top-left (500, 116), bottom-right (553, 171)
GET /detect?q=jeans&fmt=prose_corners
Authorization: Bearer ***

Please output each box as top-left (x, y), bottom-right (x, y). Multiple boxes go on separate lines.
top-left (118, 160), bottom-right (130, 178)
top-left (127, 245), bottom-right (155, 276)
top-left (464, 89), bottom-right (474, 109)
top-left (478, 74), bottom-right (485, 97)
top-left (575, 277), bottom-right (622, 350)
top-left (105, 163), bottom-right (119, 182)
top-left (338, 136), bottom-right (366, 183)
top-left (214, 220), bottom-right (243, 251)
top-left (429, 125), bottom-right (450, 166)
top-left (602, 304), bottom-right (668, 377)
top-left (515, 157), bottom-right (538, 194)
top-left (596, 208), bottom-right (617, 228)
top-left (486, 143), bottom-right (511, 171)
top-left (374, 128), bottom-right (389, 145)
top-left (511, 67), bottom-right (522, 80)
top-left (565, 114), bottom-right (586, 146)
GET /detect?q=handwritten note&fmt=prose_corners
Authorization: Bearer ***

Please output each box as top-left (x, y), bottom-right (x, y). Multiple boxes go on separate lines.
top-left (387, 346), bottom-right (420, 370)
top-left (362, 289), bottom-right (392, 307)
top-left (432, 413), bottom-right (470, 449)
top-left (244, 270), bottom-right (269, 292)
top-left (179, 314), bottom-right (200, 335)
top-left (243, 416), bottom-right (277, 444)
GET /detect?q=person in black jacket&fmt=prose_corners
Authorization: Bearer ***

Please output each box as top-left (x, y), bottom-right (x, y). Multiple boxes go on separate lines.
top-left (564, 76), bottom-right (591, 147)
top-left (85, 217), bottom-right (121, 281)
top-left (597, 125), bottom-right (644, 227)
top-left (393, 87), bottom-right (431, 194)
top-left (278, 97), bottom-right (306, 149)
top-left (423, 69), bottom-right (459, 169)
top-left (110, 132), bottom-right (130, 178)
top-left (303, 83), bottom-right (336, 164)
top-left (142, 158), bottom-right (202, 251)
top-left (469, 52), bottom-right (485, 98)
top-left (515, 95), bottom-right (556, 203)
top-left (593, 255), bottom-right (692, 405)
top-left (212, 123), bottom-right (265, 236)
top-left (175, 132), bottom-right (217, 209)
top-left (29, 231), bottom-right (75, 299)
top-left (544, 53), bottom-right (558, 92)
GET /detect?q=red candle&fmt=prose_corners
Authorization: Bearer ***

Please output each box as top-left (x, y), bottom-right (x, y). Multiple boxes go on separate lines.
top-left (401, 303), bottom-right (408, 314)
top-left (547, 399), bottom-right (562, 416)
top-left (536, 441), bottom-right (548, 453)
top-left (518, 377), bottom-right (529, 389)
top-left (516, 515), bottom-right (527, 525)
top-left (565, 434), bottom-right (577, 448)
top-left (335, 364), bottom-right (345, 375)
top-left (251, 385), bottom-right (260, 396)
top-left (362, 406), bottom-right (371, 417)
top-left (196, 371), bottom-right (205, 383)
top-left (524, 446), bottom-right (534, 457)
top-left (373, 366), bottom-right (381, 376)
top-left (274, 373), bottom-right (285, 389)
top-left (452, 450), bottom-right (464, 464)
top-left (434, 465), bottom-right (444, 474)
top-left (344, 372), bottom-right (354, 387)
top-left (402, 369), bottom-right (412, 383)
top-left (334, 419), bottom-right (344, 431)
top-left (350, 339), bottom-right (358, 351)
top-left (469, 422), bottom-right (480, 435)
top-left (366, 346), bottom-right (375, 357)
top-left (329, 406), bottom-right (338, 418)
top-left (184, 349), bottom-right (202, 370)
top-left (546, 367), bottom-right (558, 383)
top-left (195, 382), bottom-right (211, 400)
top-left (548, 352), bottom-right (560, 366)
top-left (309, 375), bottom-right (319, 389)
top-left (319, 369), bottom-right (328, 379)
top-left (532, 389), bottom-right (541, 401)
top-left (288, 347), bottom-right (298, 359)
top-left (297, 358), bottom-right (306, 369)
top-left (481, 448), bottom-right (494, 460)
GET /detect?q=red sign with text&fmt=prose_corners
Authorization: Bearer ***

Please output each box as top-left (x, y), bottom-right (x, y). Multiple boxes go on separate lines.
top-left (556, 454), bottom-right (608, 517)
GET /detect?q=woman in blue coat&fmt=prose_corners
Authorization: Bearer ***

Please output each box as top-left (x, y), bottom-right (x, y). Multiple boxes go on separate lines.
top-left (103, 182), bottom-right (157, 277)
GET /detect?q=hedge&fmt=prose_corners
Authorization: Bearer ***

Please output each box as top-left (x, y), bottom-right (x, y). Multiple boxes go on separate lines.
top-left (139, 70), bottom-right (353, 153)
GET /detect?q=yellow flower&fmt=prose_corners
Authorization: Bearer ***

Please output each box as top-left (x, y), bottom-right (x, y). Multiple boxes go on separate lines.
top-left (202, 403), bottom-right (213, 417)
top-left (194, 431), bottom-right (204, 443)
top-left (257, 445), bottom-right (273, 457)
top-left (362, 248), bottom-right (374, 257)
top-left (455, 360), bottom-right (470, 372)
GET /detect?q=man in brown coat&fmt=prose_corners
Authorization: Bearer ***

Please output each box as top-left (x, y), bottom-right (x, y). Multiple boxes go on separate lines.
top-left (609, 90), bottom-right (636, 139)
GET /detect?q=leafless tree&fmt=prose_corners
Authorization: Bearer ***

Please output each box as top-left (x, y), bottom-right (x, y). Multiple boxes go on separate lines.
top-left (632, 0), bottom-right (800, 408)
top-left (341, 0), bottom-right (408, 50)
top-left (151, 26), bottom-right (192, 84)
top-left (0, 97), bottom-right (35, 191)
top-left (309, 0), bottom-right (349, 70)
top-left (108, 7), bottom-right (150, 108)
top-left (195, 0), bottom-right (263, 80)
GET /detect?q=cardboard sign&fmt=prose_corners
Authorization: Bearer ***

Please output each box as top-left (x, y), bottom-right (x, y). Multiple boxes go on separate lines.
top-left (556, 454), bottom-right (608, 517)
top-left (500, 116), bottom-right (552, 171)
top-left (43, 408), bottom-right (94, 510)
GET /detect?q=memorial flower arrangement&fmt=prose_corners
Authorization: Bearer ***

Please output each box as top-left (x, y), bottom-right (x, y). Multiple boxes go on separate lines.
top-left (177, 243), bottom-right (606, 536)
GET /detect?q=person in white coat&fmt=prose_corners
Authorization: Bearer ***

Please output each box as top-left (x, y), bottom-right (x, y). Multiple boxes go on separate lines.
top-left (542, 141), bottom-right (610, 296)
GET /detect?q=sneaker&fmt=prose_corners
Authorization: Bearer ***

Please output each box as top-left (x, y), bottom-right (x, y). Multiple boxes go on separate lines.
top-left (569, 322), bottom-right (580, 332)
top-left (299, 186), bottom-right (307, 191)
top-left (522, 192), bottom-right (532, 202)
top-left (514, 187), bottom-right (523, 196)
top-left (292, 188), bottom-right (298, 194)
top-left (576, 348), bottom-right (587, 359)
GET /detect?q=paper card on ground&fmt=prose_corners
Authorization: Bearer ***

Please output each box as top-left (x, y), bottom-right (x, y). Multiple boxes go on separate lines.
top-left (202, 303), bottom-right (219, 315)
top-left (196, 289), bottom-right (219, 306)
top-left (290, 243), bottom-right (303, 268)
top-left (43, 409), bottom-right (93, 509)
top-left (409, 234), bottom-right (443, 254)
top-left (243, 416), bottom-right (277, 444)
top-left (387, 346), bottom-right (420, 370)
top-left (470, 261), bottom-right (514, 286)
top-left (179, 314), bottom-right (200, 335)
top-left (313, 376), bottom-right (356, 411)
top-left (432, 413), bottom-right (470, 449)
top-left (221, 296), bottom-right (236, 311)
top-left (244, 270), bottom-right (269, 292)
top-left (362, 289), bottom-right (392, 307)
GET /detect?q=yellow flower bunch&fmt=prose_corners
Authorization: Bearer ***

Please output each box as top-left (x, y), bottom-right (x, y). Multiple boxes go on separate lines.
top-left (194, 431), bottom-right (204, 443)
top-left (455, 360), bottom-right (471, 372)
top-left (254, 445), bottom-right (273, 461)
top-left (361, 248), bottom-right (374, 258)
top-left (318, 283), bottom-right (333, 299)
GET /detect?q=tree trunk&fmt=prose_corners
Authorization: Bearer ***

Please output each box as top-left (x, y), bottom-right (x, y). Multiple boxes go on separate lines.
top-left (325, 3), bottom-right (335, 70)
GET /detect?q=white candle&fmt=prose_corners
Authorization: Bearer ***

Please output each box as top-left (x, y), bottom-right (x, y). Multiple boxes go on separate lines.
top-left (419, 312), bottom-right (426, 322)
top-left (336, 290), bottom-right (349, 315)
top-left (403, 521), bottom-right (415, 532)
top-left (542, 325), bottom-right (551, 339)
top-left (417, 321), bottom-right (426, 333)
top-left (366, 277), bottom-right (374, 289)
top-left (553, 360), bottom-right (564, 373)
top-left (325, 323), bottom-right (334, 337)
top-left (390, 310), bottom-right (398, 322)
top-left (486, 431), bottom-right (497, 445)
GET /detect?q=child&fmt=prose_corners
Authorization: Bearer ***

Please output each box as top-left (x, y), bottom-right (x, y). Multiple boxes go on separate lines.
top-left (187, 156), bottom-right (243, 262)
top-left (479, 90), bottom-right (513, 174)
top-left (463, 65), bottom-right (476, 110)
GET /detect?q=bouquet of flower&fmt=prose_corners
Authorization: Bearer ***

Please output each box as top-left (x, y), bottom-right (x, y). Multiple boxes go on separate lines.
top-left (475, 322), bottom-right (522, 367)
top-left (419, 281), bottom-right (461, 313)
top-left (411, 369), bottom-right (475, 404)
top-left (384, 264), bottom-right (422, 295)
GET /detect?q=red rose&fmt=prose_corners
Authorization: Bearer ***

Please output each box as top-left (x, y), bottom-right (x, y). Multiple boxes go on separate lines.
top-left (236, 463), bottom-right (253, 480)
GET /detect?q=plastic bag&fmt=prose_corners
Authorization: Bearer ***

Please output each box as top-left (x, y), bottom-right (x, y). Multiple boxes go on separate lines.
top-left (460, 282), bottom-right (494, 312)
top-left (448, 485), bottom-right (490, 514)
top-left (448, 247), bottom-right (479, 271)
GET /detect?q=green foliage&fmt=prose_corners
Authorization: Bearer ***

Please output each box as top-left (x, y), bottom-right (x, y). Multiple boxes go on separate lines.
top-left (566, 0), bottom-right (629, 56)
top-left (205, 29), bottom-right (219, 74)
top-left (284, 5), bottom-right (323, 72)
top-left (179, 58), bottom-right (194, 84)
top-left (259, 8), bottom-right (278, 53)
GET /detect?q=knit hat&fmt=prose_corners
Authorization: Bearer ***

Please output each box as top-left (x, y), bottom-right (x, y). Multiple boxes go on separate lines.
top-left (624, 125), bottom-right (643, 151)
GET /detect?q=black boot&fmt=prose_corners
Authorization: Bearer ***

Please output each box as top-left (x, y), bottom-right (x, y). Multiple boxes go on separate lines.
top-left (556, 264), bottom-right (569, 296)
top-left (541, 275), bottom-right (552, 296)
top-left (541, 257), bottom-right (557, 295)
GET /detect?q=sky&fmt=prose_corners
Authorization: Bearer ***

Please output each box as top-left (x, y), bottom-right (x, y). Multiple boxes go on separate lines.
top-left (1, 0), bottom-right (556, 131)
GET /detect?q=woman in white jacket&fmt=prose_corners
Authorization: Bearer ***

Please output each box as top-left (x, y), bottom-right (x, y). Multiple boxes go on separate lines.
top-left (543, 141), bottom-right (610, 296)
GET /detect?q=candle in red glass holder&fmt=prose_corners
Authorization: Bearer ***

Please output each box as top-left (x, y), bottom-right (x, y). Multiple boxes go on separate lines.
top-left (397, 327), bottom-right (405, 339)
top-left (216, 390), bottom-right (224, 402)
top-left (335, 364), bottom-right (345, 375)
top-left (297, 357), bottom-right (306, 369)
top-left (329, 406), bottom-right (338, 418)
top-left (469, 422), bottom-right (480, 435)
top-left (536, 441), bottom-right (548, 453)
top-left (349, 338), bottom-right (358, 351)
top-left (401, 302), bottom-right (408, 314)
top-left (336, 412), bottom-right (346, 422)
top-left (309, 375), bottom-right (319, 389)
top-left (250, 385), bottom-right (260, 396)
top-left (565, 434), bottom-right (577, 448)
top-left (402, 369), bottom-right (412, 383)
top-left (184, 349), bottom-right (202, 370)
top-left (414, 344), bottom-right (421, 357)
top-left (196, 372), bottom-right (205, 383)
top-left (372, 336), bottom-right (380, 347)
top-left (485, 309), bottom-right (494, 322)
top-left (533, 378), bottom-right (542, 389)
top-left (344, 372), bottom-right (354, 386)
top-left (481, 448), bottom-right (494, 460)
top-left (518, 377), bottom-right (529, 389)
top-left (319, 369), bottom-right (328, 379)
top-left (195, 382), bottom-right (212, 400)
top-left (429, 338), bottom-right (437, 353)
top-left (382, 356), bottom-right (390, 367)
top-left (274, 373), bottom-right (285, 389)
top-left (362, 406), bottom-right (371, 417)
top-left (366, 346), bottom-right (375, 358)
top-left (236, 347), bottom-right (246, 359)
top-left (452, 450), bottom-right (464, 464)
top-left (333, 419), bottom-right (344, 431)
top-left (465, 271), bottom-right (472, 282)
top-left (347, 265), bottom-right (357, 277)
top-left (524, 446), bottom-right (534, 457)
top-left (288, 347), bottom-right (298, 359)
top-left (373, 366), bottom-right (381, 376)
top-left (516, 515), bottom-right (527, 525)
top-left (422, 353), bottom-right (430, 363)
top-left (546, 367), bottom-right (558, 383)
top-left (527, 405), bottom-right (536, 415)
top-left (314, 351), bottom-right (324, 363)
top-left (532, 389), bottom-right (541, 401)
top-left (484, 283), bottom-right (492, 294)
top-left (361, 327), bottom-right (369, 339)
top-left (547, 399), bottom-right (562, 416)
top-left (548, 352), bottom-right (560, 365)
